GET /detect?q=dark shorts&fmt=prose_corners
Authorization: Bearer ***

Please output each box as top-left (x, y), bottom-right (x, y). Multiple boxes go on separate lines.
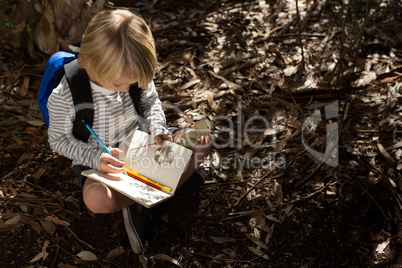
top-left (72, 165), bottom-right (92, 189)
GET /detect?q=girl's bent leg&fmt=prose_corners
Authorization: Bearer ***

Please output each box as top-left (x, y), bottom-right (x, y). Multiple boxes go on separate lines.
top-left (83, 178), bottom-right (135, 214)
top-left (177, 135), bottom-right (212, 187)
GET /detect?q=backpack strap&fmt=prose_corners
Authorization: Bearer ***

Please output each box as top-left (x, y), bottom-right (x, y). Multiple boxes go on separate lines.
top-left (129, 83), bottom-right (142, 116)
top-left (63, 59), bottom-right (94, 142)
top-left (61, 58), bottom-right (142, 142)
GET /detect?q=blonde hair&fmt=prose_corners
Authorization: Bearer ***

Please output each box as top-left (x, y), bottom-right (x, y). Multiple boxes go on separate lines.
top-left (78, 9), bottom-right (156, 88)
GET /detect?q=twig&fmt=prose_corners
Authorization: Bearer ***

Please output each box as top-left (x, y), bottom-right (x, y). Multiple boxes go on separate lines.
top-left (234, 169), bottom-right (274, 206)
top-left (50, 233), bottom-right (60, 268)
top-left (65, 225), bottom-right (96, 250)
top-left (295, 161), bottom-right (324, 186)
top-left (222, 179), bottom-right (334, 221)
top-left (329, 0), bottom-right (352, 85)
top-left (295, 0), bottom-right (305, 71)
top-left (345, 131), bottom-right (402, 209)
top-left (357, 183), bottom-right (388, 219)
top-left (193, 247), bottom-right (268, 264)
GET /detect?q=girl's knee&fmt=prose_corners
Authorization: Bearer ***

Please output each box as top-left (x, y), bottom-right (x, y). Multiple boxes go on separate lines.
top-left (83, 181), bottom-right (116, 213)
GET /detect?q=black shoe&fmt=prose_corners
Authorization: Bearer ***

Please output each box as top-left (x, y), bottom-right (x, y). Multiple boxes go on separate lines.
top-left (122, 203), bottom-right (153, 253)
top-left (178, 168), bottom-right (208, 191)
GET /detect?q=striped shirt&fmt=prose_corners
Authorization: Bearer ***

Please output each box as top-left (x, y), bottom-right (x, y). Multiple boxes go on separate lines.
top-left (47, 76), bottom-right (170, 171)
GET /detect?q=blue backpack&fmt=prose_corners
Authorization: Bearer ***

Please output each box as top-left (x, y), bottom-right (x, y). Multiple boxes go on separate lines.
top-left (38, 51), bottom-right (142, 142)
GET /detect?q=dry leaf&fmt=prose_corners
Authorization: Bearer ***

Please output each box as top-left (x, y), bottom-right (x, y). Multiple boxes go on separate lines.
top-left (32, 165), bottom-right (48, 179)
top-left (254, 214), bottom-right (271, 233)
top-left (28, 219), bottom-right (42, 234)
top-left (40, 218), bottom-right (56, 234)
top-left (207, 92), bottom-right (218, 111)
top-left (253, 227), bottom-right (261, 239)
top-left (42, 240), bottom-right (50, 261)
top-left (5, 215), bottom-right (22, 225)
top-left (285, 203), bottom-right (294, 215)
top-left (45, 215), bottom-right (70, 226)
top-left (138, 254), bottom-right (148, 267)
top-left (16, 115), bottom-right (44, 126)
top-left (76, 250), bottom-right (98, 261)
top-left (180, 79), bottom-right (200, 90)
top-left (20, 76), bottom-right (29, 97)
top-left (245, 233), bottom-right (268, 250)
top-left (150, 253), bottom-right (182, 267)
top-left (283, 66), bottom-right (298, 76)
top-left (247, 246), bottom-right (269, 260)
top-left (29, 252), bottom-right (44, 263)
top-left (355, 71), bottom-right (377, 87)
top-left (265, 223), bottom-right (275, 245)
top-left (222, 248), bottom-right (237, 257)
top-left (264, 128), bottom-right (277, 137)
top-left (274, 182), bottom-right (283, 204)
top-left (210, 236), bottom-right (236, 243)
top-left (59, 265), bottom-right (78, 268)
top-left (376, 143), bottom-right (395, 163)
top-left (106, 247), bottom-right (125, 260)
top-left (29, 240), bottom-right (49, 263)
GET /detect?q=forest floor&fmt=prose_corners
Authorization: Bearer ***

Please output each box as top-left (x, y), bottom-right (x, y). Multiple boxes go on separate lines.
top-left (1, 0), bottom-right (401, 267)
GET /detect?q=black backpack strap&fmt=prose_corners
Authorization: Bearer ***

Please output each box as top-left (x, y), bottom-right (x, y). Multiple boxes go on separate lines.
top-left (129, 83), bottom-right (142, 116)
top-left (63, 59), bottom-right (93, 142)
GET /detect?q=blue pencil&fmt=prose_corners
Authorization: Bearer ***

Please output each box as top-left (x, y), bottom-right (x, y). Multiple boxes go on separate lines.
top-left (82, 120), bottom-right (113, 156)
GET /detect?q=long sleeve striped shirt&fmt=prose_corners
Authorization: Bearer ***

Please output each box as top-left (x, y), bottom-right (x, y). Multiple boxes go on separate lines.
top-left (47, 76), bottom-right (170, 171)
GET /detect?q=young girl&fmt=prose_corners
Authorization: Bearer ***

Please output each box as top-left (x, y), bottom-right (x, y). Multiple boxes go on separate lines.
top-left (47, 9), bottom-right (210, 254)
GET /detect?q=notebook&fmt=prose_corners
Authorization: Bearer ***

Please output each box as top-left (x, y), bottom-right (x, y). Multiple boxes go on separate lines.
top-left (81, 130), bottom-right (193, 208)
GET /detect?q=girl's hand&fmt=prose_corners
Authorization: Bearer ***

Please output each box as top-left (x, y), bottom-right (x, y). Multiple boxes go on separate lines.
top-left (155, 134), bottom-right (173, 148)
top-left (99, 148), bottom-right (126, 174)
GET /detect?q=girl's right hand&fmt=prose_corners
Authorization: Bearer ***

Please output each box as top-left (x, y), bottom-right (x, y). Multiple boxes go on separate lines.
top-left (99, 148), bottom-right (126, 174)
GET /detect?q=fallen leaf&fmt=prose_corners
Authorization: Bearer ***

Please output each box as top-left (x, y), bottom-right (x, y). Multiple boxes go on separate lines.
top-left (283, 66), bottom-right (298, 76)
top-left (265, 223), bottom-right (275, 245)
top-left (285, 203), bottom-right (294, 215)
top-left (59, 265), bottom-right (78, 268)
top-left (222, 248), bottom-right (237, 257)
top-left (32, 165), bottom-right (48, 179)
top-left (29, 252), bottom-right (44, 263)
top-left (254, 214), bottom-right (271, 233)
top-left (40, 218), bottom-right (56, 234)
top-left (45, 215), bottom-right (70, 226)
top-left (42, 240), bottom-right (50, 261)
top-left (245, 233), bottom-right (268, 250)
top-left (376, 143), bottom-right (395, 163)
top-left (76, 250), bottom-right (98, 261)
top-left (150, 253), bottom-right (182, 267)
top-left (5, 215), bottom-right (22, 225)
top-left (210, 236), bottom-right (237, 243)
top-left (28, 219), bottom-right (42, 234)
top-left (274, 182), bottom-right (283, 204)
top-left (207, 92), bottom-right (218, 111)
top-left (247, 246), bottom-right (269, 260)
top-left (138, 254), bottom-right (148, 267)
top-left (375, 239), bottom-right (390, 254)
top-left (106, 247), bottom-right (125, 260)
top-left (16, 115), bottom-right (44, 126)
top-left (180, 79), bottom-right (200, 90)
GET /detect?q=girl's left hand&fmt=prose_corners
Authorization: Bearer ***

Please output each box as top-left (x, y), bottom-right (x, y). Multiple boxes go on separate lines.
top-left (155, 134), bottom-right (173, 148)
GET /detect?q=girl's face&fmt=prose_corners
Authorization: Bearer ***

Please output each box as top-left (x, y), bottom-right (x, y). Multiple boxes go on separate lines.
top-left (102, 67), bottom-right (138, 92)
top-left (87, 64), bottom-right (137, 92)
